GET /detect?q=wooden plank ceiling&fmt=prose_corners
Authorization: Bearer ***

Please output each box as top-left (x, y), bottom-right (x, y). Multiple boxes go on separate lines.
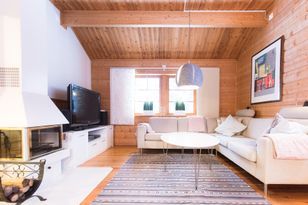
top-left (51, 0), bottom-right (275, 60)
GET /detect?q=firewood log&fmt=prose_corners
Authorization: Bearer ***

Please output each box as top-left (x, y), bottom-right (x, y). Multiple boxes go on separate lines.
top-left (20, 185), bottom-right (30, 193)
top-left (8, 193), bottom-right (19, 202)
top-left (12, 186), bottom-right (20, 193)
top-left (22, 179), bottom-right (29, 187)
top-left (1, 179), bottom-right (24, 187)
top-left (3, 186), bottom-right (13, 197)
top-left (28, 179), bottom-right (34, 187)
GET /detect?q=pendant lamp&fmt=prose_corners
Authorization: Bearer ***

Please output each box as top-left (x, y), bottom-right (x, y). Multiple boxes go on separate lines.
top-left (176, 1), bottom-right (203, 89)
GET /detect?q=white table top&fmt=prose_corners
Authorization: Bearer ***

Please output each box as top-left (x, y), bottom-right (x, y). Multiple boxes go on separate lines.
top-left (160, 132), bottom-right (219, 149)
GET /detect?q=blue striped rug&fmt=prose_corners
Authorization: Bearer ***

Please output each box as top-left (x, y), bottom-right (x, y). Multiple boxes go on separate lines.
top-left (92, 154), bottom-right (270, 204)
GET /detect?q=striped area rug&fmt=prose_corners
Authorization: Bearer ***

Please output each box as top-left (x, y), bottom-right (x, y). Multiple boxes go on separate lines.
top-left (92, 154), bottom-right (270, 205)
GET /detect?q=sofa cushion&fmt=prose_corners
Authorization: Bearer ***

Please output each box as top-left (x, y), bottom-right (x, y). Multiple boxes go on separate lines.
top-left (215, 115), bottom-right (247, 137)
top-left (213, 134), bottom-right (256, 148)
top-left (228, 140), bottom-right (257, 162)
top-left (178, 117), bottom-right (188, 132)
top-left (242, 118), bottom-right (273, 139)
top-left (236, 109), bottom-right (255, 117)
top-left (145, 133), bottom-right (162, 141)
top-left (279, 107), bottom-right (308, 119)
top-left (149, 117), bottom-right (178, 133)
top-left (206, 118), bottom-right (217, 133)
top-left (188, 116), bottom-right (206, 132)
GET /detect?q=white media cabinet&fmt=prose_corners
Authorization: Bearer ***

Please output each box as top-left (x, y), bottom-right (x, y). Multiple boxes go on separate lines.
top-left (62, 125), bottom-right (113, 171)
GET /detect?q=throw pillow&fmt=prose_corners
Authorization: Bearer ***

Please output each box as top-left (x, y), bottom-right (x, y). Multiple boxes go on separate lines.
top-left (269, 115), bottom-right (308, 134)
top-left (216, 117), bottom-right (227, 126)
top-left (139, 123), bottom-right (155, 133)
top-left (266, 113), bottom-right (284, 133)
top-left (215, 115), bottom-right (247, 137)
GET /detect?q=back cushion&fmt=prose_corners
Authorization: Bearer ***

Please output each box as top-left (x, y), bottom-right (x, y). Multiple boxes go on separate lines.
top-left (243, 118), bottom-right (273, 139)
top-left (178, 117), bottom-right (188, 132)
top-left (206, 118), bottom-right (218, 133)
top-left (187, 116), bottom-right (206, 132)
top-left (149, 117), bottom-right (178, 133)
top-left (287, 119), bottom-right (308, 126)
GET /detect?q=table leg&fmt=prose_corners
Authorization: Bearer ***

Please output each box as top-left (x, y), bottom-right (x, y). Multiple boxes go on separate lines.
top-left (164, 143), bottom-right (169, 171)
top-left (194, 149), bottom-right (202, 190)
top-left (181, 148), bottom-right (184, 158)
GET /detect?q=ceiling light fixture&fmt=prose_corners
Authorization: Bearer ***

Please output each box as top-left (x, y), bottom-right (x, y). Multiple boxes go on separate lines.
top-left (176, 0), bottom-right (203, 89)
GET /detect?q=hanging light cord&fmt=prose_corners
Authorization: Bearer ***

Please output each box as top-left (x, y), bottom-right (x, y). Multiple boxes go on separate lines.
top-left (188, 0), bottom-right (191, 64)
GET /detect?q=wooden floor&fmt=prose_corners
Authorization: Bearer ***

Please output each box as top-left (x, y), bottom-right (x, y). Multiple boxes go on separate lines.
top-left (81, 146), bottom-right (308, 205)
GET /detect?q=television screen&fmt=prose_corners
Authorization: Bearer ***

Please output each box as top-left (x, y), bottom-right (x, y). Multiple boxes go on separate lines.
top-left (68, 84), bottom-right (101, 127)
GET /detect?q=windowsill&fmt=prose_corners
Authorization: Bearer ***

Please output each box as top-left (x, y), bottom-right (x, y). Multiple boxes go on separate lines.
top-left (135, 113), bottom-right (195, 117)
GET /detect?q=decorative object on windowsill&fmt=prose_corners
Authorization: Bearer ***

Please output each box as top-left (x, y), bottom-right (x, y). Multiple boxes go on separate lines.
top-left (251, 36), bottom-right (283, 104)
top-left (0, 160), bottom-right (46, 205)
top-left (304, 101), bottom-right (308, 106)
top-left (176, 0), bottom-right (203, 89)
top-left (175, 101), bottom-right (185, 116)
top-left (143, 101), bottom-right (154, 115)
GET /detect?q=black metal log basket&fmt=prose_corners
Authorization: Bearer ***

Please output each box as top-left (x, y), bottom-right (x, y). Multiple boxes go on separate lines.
top-left (0, 160), bottom-right (46, 205)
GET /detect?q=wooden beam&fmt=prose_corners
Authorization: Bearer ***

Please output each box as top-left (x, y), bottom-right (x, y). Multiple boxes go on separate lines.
top-left (61, 11), bottom-right (268, 28)
top-left (91, 59), bottom-right (238, 69)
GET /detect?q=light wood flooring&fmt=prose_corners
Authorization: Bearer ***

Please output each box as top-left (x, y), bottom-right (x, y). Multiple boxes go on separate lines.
top-left (81, 146), bottom-right (308, 205)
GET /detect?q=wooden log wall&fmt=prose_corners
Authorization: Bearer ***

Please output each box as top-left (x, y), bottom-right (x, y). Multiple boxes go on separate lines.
top-left (236, 0), bottom-right (308, 117)
top-left (91, 59), bottom-right (237, 145)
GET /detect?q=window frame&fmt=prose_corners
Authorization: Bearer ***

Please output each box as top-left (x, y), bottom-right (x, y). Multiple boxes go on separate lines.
top-left (134, 73), bottom-right (196, 116)
top-left (134, 75), bottom-right (161, 115)
top-left (168, 76), bottom-right (196, 115)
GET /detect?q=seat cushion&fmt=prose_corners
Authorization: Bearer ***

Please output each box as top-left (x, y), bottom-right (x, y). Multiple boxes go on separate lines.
top-left (228, 140), bottom-right (257, 162)
top-left (149, 117), bottom-right (178, 133)
top-left (145, 133), bottom-right (162, 141)
top-left (213, 134), bottom-right (256, 148)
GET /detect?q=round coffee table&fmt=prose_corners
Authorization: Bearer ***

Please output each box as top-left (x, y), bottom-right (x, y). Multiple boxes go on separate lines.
top-left (160, 132), bottom-right (219, 190)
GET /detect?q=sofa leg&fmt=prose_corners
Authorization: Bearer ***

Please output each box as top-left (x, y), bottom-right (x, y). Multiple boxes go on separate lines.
top-left (264, 183), bottom-right (268, 196)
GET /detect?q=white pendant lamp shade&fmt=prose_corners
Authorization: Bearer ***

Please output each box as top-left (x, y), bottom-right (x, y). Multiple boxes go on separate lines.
top-left (176, 63), bottom-right (203, 89)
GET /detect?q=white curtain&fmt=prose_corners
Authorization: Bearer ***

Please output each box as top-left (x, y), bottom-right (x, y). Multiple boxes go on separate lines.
top-left (197, 68), bottom-right (220, 118)
top-left (110, 68), bottom-right (135, 125)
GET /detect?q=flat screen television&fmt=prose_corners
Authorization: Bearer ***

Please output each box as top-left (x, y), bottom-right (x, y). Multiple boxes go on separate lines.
top-left (67, 84), bottom-right (101, 128)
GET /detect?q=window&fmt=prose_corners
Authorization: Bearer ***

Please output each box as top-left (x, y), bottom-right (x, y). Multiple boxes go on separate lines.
top-left (169, 77), bottom-right (194, 113)
top-left (135, 77), bottom-right (160, 113)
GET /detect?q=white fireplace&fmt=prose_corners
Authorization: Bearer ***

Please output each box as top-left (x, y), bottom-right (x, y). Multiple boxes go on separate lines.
top-left (0, 125), bottom-right (63, 161)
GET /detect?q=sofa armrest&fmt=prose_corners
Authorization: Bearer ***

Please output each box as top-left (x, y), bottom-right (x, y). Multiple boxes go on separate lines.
top-left (136, 124), bottom-right (147, 148)
top-left (205, 117), bottom-right (218, 133)
top-left (256, 136), bottom-right (275, 182)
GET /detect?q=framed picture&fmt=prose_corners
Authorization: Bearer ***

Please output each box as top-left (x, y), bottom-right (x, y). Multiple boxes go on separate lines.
top-left (251, 37), bottom-right (283, 104)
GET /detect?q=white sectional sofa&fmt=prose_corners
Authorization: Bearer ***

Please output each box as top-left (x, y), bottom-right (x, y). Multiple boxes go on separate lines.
top-left (137, 117), bottom-right (206, 150)
top-left (137, 108), bottom-right (308, 195)
top-left (207, 107), bottom-right (308, 194)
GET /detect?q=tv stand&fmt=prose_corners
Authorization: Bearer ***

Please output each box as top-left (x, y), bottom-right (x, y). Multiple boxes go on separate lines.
top-left (71, 124), bottom-right (102, 131)
top-left (62, 125), bottom-right (113, 171)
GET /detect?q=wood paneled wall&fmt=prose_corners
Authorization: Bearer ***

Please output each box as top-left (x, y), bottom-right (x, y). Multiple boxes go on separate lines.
top-left (92, 59), bottom-right (237, 145)
top-left (236, 0), bottom-right (308, 117)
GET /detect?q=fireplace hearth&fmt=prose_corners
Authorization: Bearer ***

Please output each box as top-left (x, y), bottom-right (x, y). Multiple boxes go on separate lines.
top-left (0, 125), bottom-right (62, 160)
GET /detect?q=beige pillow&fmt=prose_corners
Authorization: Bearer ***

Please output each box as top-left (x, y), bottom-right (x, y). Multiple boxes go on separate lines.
top-left (215, 115), bottom-right (247, 137)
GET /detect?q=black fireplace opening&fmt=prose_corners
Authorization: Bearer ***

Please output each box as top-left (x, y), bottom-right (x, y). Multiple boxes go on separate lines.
top-left (30, 126), bottom-right (62, 159)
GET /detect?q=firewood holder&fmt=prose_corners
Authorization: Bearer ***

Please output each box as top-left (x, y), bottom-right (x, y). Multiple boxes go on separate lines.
top-left (0, 160), bottom-right (46, 205)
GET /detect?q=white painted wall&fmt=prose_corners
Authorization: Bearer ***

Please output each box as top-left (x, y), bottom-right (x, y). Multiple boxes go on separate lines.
top-left (46, 1), bottom-right (91, 100)
top-left (20, 0), bottom-right (91, 98)
top-left (21, 0), bottom-right (48, 95)
top-left (0, 0), bottom-right (21, 68)
top-left (0, 0), bottom-right (91, 98)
